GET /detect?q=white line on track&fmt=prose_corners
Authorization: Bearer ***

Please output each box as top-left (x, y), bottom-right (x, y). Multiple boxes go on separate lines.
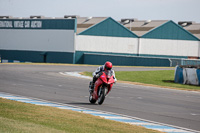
top-left (57, 72), bottom-right (200, 133)
top-left (0, 92), bottom-right (198, 133)
top-left (59, 72), bottom-right (91, 79)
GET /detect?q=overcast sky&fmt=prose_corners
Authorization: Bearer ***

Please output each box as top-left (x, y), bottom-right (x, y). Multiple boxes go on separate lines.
top-left (0, 0), bottom-right (199, 23)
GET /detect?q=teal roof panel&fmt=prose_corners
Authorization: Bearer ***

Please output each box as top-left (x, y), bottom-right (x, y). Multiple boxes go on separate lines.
top-left (142, 20), bottom-right (199, 41)
top-left (78, 17), bottom-right (138, 38)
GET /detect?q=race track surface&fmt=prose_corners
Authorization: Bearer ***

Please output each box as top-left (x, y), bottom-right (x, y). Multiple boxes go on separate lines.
top-left (0, 64), bottom-right (199, 131)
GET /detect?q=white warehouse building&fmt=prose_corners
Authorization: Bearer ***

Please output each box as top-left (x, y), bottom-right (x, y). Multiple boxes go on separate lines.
top-left (0, 15), bottom-right (199, 66)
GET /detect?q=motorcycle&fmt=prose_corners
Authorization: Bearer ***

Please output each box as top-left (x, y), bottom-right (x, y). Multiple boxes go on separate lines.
top-left (89, 70), bottom-right (115, 105)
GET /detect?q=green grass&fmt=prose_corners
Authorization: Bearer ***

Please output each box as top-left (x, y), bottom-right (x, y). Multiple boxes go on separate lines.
top-left (0, 98), bottom-right (161, 133)
top-left (83, 70), bottom-right (200, 91)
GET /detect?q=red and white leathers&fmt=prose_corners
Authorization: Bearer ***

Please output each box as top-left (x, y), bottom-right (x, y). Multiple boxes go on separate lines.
top-left (92, 65), bottom-right (117, 82)
top-left (89, 62), bottom-right (117, 92)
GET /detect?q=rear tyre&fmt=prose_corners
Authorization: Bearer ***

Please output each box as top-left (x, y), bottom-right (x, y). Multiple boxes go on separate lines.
top-left (98, 88), bottom-right (105, 105)
top-left (89, 93), bottom-right (96, 104)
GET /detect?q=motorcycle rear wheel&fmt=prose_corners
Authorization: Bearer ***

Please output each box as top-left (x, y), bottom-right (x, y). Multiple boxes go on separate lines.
top-left (89, 93), bottom-right (96, 104)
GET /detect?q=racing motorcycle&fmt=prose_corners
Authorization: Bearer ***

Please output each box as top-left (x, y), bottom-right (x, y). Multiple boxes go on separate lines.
top-left (89, 70), bottom-right (115, 105)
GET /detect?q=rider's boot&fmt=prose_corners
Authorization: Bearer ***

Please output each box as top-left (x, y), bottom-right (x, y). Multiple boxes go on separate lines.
top-left (89, 76), bottom-right (98, 93)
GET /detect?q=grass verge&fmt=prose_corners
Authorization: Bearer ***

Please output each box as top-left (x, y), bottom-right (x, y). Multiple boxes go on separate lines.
top-left (0, 98), bottom-right (161, 133)
top-left (82, 70), bottom-right (200, 91)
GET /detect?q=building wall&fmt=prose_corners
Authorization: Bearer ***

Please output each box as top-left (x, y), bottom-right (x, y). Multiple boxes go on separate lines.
top-left (75, 35), bottom-right (139, 64)
top-left (0, 19), bottom-right (76, 63)
top-left (76, 35), bottom-right (138, 54)
top-left (199, 41), bottom-right (200, 58)
top-left (0, 29), bottom-right (75, 52)
top-left (140, 38), bottom-right (199, 58)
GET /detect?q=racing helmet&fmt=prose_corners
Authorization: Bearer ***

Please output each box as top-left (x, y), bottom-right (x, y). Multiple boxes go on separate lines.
top-left (104, 61), bottom-right (112, 70)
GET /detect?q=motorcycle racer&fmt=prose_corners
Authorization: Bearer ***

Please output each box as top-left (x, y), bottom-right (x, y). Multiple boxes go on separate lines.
top-left (89, 61), bottom-right (117, 92)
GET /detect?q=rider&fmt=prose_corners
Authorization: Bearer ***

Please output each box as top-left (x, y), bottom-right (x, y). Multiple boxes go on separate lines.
top-left (90, 61), bottom-right (117, 92)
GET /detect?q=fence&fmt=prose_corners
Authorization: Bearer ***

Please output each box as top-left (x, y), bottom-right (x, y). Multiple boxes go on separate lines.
top-left (170, 58), bottom-right (200, 67)
top-left (84, 53), bottom-right (171, 67)
top-left (84, 53), bottom-right (200, 67)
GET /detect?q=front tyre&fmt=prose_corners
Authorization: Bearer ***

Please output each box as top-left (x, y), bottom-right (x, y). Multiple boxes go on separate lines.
top-left (89, 93), bottom-right (96, 104)
top-left (98, 87), bottom-right (105, 105)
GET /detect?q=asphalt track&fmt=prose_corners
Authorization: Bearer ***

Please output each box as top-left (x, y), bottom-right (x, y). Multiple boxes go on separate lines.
top-left (0, 64), bottom-right (200, 131)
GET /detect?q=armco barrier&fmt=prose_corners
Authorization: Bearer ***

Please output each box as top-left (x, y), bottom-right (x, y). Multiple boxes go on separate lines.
top-left (174, 65), bottom-right (200, 86)
top-left (0, 59), bottom-right (31, 63)
top-left (84, 53), bottom-right (171, 67)
top-left (171, 58), bottom-right (200, 67)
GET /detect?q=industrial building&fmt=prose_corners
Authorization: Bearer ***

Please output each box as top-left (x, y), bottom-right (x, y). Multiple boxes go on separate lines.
top-left (0, 15), bottom-right (199, 66)
top-left (76, 17), bottom-right (138, 64)
top-left (179, 21), bottom-right (200, 40)
top-left (122, 19), bottom-right (200, 58)
top-left (0, 15), bottom-right (76, 63)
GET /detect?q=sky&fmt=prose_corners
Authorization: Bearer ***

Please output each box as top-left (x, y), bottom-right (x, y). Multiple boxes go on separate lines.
top-left (0, 0), bottom-right (200, 23)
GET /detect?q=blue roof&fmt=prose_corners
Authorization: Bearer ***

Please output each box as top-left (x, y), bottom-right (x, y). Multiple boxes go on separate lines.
top-left (141, 20), bottom-right (199, 41)
top-left (78, 17), bottom-right (138, 38)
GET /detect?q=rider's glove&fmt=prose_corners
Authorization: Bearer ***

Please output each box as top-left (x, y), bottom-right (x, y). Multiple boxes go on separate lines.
top-left (95, 72), bottom-right (103, 78)
top-left (94, 74), bottom-right (99, 78)
top-left (114, 78), bottom-right (117, 84)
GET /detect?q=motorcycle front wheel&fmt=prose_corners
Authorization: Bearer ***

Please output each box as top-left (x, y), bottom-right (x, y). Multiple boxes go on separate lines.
top-left (98, 87), bottom-right (105, 105)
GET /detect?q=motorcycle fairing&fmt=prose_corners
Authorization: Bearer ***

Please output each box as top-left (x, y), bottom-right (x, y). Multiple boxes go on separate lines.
top-left (93, 71), bottom-right (115, 100)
